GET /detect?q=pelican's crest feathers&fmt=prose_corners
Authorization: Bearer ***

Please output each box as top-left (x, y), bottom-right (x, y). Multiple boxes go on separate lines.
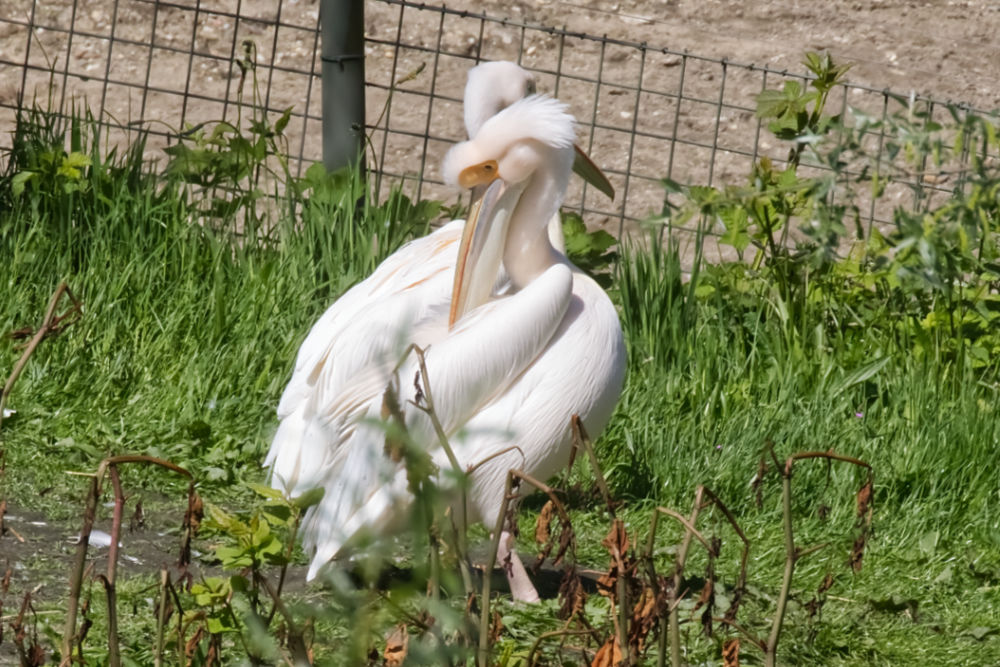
top-left (476, 94), bottom-right (576, 151)
top-left (442, 95), bottom-right (576, 187)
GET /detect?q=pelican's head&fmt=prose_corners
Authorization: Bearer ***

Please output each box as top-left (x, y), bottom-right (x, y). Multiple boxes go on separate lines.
top-left (462, 61), bottom-right (615, 202)
top-left (445, 94), bottom-right (576, 192)
top-left (463, 61), bottom-right (537, 138)
top-left (443, 95), bottom-right (577, 327)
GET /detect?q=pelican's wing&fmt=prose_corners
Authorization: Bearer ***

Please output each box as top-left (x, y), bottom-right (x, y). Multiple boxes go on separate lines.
top-left (266, 220), bottom-right (463, 494)
top-left (300, 263), bottom-right (575, 576)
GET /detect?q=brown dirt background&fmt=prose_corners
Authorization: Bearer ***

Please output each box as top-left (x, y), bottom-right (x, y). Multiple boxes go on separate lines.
top-left (1, 0), bottom-right (998, 230)
top-left (507, 0), bottom-right (1000, 109)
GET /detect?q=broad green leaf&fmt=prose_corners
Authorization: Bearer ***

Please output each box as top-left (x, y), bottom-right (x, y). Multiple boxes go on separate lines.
top-left (11, 170), bottom-right (36, 196)
top-left (248, 482), bottom-right (284, 500)
top-left (205, 502), bottom-right (239, 531)
top-left (216, 545), bottom-right (253, 568)
top-left (292, 486), bottom-right (325, 510)
top-left (230, 574), bottom-right (250, 593)
top-left (206, 614), bottom-right (235, 634)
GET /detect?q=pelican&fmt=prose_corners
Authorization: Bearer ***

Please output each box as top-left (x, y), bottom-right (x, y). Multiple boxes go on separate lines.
top-left (267, 66), bottom-right (625, 601)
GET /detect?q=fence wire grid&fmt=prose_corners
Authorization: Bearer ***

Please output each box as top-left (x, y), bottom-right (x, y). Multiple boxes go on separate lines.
top-left (1, 0), bottom-right (996, 249)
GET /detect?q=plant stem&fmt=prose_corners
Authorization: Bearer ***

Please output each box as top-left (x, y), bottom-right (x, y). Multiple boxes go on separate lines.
top-left (414, 346), bottom-right (474, 596)
top-left (1, 281), bottom-right (79, 433)
top-left (62, 456), bottom-right (193, 665)
top-left (767, 464), bottom-right (796, 667)
top-left (258, 575), bottom-right (311, 665)
top-left (571, 415), bottom-right (615, 520)
top-left (62, 471), bottom-right (100, 665)
top-left (478, 473), bottom-right (514, 667)
top-left (651, 485), bottom-right (704, 667)
top-left (105, 465), bottom-right (124, 667)
top-left (154, 570), bottom-right (169, 667)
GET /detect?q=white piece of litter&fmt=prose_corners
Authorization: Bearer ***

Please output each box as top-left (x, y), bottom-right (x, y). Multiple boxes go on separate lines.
top-left (74, 529), bottom-right (121, 548)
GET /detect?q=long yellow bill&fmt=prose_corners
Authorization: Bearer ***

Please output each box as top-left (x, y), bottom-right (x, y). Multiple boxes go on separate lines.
top-left (449, 177), bottom-right (528, 328)
top-left (448, 146), bottom-right (612, 329)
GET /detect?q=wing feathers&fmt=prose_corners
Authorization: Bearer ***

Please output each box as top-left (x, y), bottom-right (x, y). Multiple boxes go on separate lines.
top-left (274, 262), bottom-right (574, 578)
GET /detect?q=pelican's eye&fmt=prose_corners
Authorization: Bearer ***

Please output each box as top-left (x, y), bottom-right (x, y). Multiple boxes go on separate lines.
top-left (458, 160), bottom-right (501, 189)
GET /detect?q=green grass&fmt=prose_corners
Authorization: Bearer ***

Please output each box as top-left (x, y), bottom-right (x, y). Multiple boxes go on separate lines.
top-left (2, 104), bottom-right (999, 666)
top-left (1, 107), bottom-right (435, 508)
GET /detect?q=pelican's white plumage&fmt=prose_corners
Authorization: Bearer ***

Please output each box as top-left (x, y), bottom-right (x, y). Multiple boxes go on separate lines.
top-left (267, 65), bottom-right (625, 597)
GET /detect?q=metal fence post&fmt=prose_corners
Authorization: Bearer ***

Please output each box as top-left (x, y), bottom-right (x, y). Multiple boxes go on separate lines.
top-left (321, 0), bottom-right (365, 171)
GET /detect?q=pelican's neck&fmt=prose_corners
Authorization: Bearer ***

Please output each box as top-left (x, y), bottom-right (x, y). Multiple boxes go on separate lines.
top-left (503, 149), bottom-right (572, 289)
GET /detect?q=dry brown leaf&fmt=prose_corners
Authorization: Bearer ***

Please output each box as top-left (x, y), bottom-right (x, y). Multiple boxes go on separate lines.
top-left (186, 491), bottom-right (204, 533)
top-left (596, 567), bottom-right (617, 597)
top-left (553, 519), bottom-right (574, 566)
top-left (722, 637), bottom-right (740, 666)
top-left (558, 567), bottom-right (587, 619)
top-left (692, 577), bottom-right (713, 614)
top-left (856, 480), bottom-right (873, 518)
top-left (27, 643), bottom-right (45, 667)
top-left (384, 623), bottom-right (409, 667)
top-left (590, 636), bottom-right (622, 667)
top-left (694, 561), bottom-right (716, 637)
top-left (850, 534), bottom-right (867, 573)
top-left (723, 583), bottom-right (745, 623)
top-left (489, 610), bottom-right (504, 644)
top-left (806, 596), bottom-right (821, 620)
top-left (628, 585), bottom-right (664, 653)
top-left (535, 500), bottom-right (555, 544)
top-left (185, 626), bottom-right (204, 659)
top-left (130, 499), bottom-right (145, 532)
top-left (602, 518), bottom-right (629, 559)
top-left (205, 636), bottom-right (220, 667)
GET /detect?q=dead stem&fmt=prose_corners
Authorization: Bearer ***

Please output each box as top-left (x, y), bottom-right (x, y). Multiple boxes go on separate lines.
top-left (1, 282), bottom-right (81, 433)
top-left (648, 485), bottom-right (704, 667)
top-left (765, 450), bottom-right (872, 667)
top-left (154, 570), bottom-right (169, 667)
top-left (570, 415), bottom-right (616, 519)
top-left (479, 468), bottom-right (576, 666)
top-left (411, 345), bottom-right (474, 596)
top-left (61, 455), bottom-right (194, 665)
top-left (700, 487), bottom-right (751, 623)
top-left (712, 617), bottom-right (766, 651)
top-left (103, 465), bottom-right (125, 667)
top-left (478, 473), bottom-right (514, 667)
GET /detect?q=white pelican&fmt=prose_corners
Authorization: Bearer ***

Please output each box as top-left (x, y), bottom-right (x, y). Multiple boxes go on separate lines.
top-left (267, 68), bottom-right (625, 601)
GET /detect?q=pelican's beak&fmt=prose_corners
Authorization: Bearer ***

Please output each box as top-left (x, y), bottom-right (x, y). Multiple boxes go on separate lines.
top-left (449, 163), bottom-right (528, 328)
top-left (573, 145), bottom-right (615, 201)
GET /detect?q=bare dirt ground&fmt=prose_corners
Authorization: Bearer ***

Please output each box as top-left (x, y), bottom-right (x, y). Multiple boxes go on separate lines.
top-left (505, 0), bottom-right (1000, 110)
top-left (2, 0), bottom-right (998, 217)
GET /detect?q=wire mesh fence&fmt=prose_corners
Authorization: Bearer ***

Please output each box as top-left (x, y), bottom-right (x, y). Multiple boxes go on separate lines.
top-left (1, 0), bottom-right (996, 248)
top-left (0, 0), bottom-right (325, 178)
